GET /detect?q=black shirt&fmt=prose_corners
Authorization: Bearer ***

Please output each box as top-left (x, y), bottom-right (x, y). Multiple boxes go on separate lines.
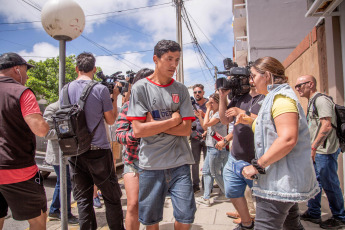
top-left (227, 93), bottom-right (264, 163)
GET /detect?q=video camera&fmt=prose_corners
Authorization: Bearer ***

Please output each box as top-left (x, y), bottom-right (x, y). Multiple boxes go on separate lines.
top-left (96, 70), bottom-right (136, 96)
top-left (216, 58), bottom-right (251, 99)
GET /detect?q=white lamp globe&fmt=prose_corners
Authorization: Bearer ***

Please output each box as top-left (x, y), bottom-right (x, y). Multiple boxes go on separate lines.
top-left (41, 0), bottom-right (85, 41)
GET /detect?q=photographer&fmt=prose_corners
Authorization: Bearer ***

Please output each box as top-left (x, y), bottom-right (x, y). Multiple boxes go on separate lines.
top-left (190, 84), bottom-right (208, 193)
top-left (65, 52), bottom-right (124, 229)
top-left (218, 70), bottom-right (264, 230)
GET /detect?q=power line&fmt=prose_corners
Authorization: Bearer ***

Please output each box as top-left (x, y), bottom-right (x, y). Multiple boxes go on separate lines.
top-left (1, 1), bottom-right (173, 25)
top-left (183, 7), bottom-right (225, 59)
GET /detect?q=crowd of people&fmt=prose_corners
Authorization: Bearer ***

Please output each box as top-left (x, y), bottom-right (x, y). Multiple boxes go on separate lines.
top-left (0, 39), bottom-right (344, 230)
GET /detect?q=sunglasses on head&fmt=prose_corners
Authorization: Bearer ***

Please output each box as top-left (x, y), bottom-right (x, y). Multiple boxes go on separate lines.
top-left (194, 91), bottom-right (202, 94)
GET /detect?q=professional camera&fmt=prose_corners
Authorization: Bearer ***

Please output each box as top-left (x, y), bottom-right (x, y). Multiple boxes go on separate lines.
top-left (96, 71), bottom-right (128, 96)
top-left (126, 70), bottom-right (136, 84)
top-left (216, 58), bottom-right (251, 99)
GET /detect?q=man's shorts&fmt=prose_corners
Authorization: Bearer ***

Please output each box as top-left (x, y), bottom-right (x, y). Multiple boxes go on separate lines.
top-left (224, 154), bottom-right (253, 199)
top-left (138, 164), bottom-right (196, 225)
top-left (0, 171), bottom-right (47, 220)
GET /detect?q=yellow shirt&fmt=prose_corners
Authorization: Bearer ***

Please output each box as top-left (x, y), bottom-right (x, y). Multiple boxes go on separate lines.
top-left (252, 95), bottom-right (298, 132)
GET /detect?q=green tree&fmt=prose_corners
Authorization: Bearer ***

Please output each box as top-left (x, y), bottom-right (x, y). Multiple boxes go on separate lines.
top-left (26, 55), bottom-right (78, 105)
top-left (26, 55), bottom-right (103, 105)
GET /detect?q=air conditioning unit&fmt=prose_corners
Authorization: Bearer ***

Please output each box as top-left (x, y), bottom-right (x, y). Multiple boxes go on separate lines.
top-left (305, 0), bottom-right (343, 17)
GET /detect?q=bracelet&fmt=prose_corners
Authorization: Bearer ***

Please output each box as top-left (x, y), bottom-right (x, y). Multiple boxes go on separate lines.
top-left (311, 147), bottom-right (317, 151)
top-left (251, 159), bottom-right (266, 174)
top-left (223, 138), bottom-right (229, 144)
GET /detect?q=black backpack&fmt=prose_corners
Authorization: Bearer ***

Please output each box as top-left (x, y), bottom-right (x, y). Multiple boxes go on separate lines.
top-left (53, 81), bottom-right (101, 156)
top-left (307, 93), bottom-right (345, 152)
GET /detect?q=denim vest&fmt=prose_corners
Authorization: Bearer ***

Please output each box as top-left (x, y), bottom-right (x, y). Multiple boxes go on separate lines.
top-left (253, 83), bottom-right (319, 202)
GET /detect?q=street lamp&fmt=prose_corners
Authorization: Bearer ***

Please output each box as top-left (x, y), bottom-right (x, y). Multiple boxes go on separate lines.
top-left (41, 1), bottom-right (85, 229)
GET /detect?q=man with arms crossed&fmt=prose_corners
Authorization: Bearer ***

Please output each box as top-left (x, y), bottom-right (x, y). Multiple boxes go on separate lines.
top-left (127, 40), bottom-right (196, 230)
top-left (296, 75), bottom-right (345, 229)
top-left (0, 53), bottom-right (49, 230)
top-left (65, 52), bottom-right (124, 230)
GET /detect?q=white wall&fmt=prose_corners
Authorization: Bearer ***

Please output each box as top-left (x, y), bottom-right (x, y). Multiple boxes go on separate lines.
top-left (246, 0), bottom-right (319, 63)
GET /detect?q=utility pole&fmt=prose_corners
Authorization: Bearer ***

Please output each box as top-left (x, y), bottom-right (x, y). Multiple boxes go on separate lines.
top-left (175, 0), bottom-right (184, 83)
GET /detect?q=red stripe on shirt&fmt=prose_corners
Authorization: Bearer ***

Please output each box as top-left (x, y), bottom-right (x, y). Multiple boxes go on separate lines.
top-left (126, 116), bottom-right (146, 121)
top-left (183, 117), bottom-right (196, 121)
top-left (146, 77), bottom-right (175, 87)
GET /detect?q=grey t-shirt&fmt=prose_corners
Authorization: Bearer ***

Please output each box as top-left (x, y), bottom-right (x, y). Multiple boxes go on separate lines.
top-left (127, 78), bottom-right (195, 170)
top-left (205, 111), bottom-right (227, 147)
top-left (60, 79), bottom-right (113, 149)
top-left (307, 92), bottom-right (339, 154)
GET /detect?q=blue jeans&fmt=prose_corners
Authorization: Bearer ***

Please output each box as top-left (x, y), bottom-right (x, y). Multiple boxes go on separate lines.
top-left (50, 165), bottom-right (72, 216)
top-left (307, 148), bottom-right (345, 220)
top-left (223, 154), bottom-right (253, 198)
top-left (202, 147), bottom-right (228, 199)
top-left (138, 164), bottom-right (196, 225)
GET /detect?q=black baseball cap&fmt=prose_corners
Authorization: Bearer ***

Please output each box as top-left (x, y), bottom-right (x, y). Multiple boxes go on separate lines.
top-left (0, 52), bottom-right (34, 70)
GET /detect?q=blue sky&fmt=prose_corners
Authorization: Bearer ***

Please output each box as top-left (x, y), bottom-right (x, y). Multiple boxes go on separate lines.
top-left (0, 0), bottom-right (233, 96)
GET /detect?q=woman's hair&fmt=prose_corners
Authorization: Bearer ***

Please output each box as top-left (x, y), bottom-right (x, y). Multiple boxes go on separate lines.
top-left (252, 56), bottom-right (288, 84)
top-left (132, 68), bottom-right (154, 85)
top-left (209, 93), bottom-right (219, 104)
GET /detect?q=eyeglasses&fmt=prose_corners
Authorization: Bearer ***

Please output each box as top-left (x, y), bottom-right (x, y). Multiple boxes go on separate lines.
top-left (193, 91), bottom-right (202, 94)
top-left (294, 81), bottom-right (311, 89)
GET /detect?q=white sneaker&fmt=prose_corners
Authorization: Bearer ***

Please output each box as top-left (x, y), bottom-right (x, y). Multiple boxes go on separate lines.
top-left (195, 197), bottom-right (211, 207)
top-left (213, 195), bottom-right (230, 203)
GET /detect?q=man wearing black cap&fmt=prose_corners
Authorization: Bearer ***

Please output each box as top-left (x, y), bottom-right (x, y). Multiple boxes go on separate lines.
top-left (0, 52), bottom-right (49, 230)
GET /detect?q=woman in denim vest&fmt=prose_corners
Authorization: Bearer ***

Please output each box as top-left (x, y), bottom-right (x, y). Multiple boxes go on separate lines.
top-left (237, 57), bottom-right (319, 230)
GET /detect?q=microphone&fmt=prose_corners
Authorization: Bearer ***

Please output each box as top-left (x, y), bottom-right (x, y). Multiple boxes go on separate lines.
top-left (190, 97), bottom-right (198, 111)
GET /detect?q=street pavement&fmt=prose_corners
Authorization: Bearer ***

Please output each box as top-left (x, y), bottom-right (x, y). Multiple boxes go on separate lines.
top-left (3, 165), bottom-right (344, 230)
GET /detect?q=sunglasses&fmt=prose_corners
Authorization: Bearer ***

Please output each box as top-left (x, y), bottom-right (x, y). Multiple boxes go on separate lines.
top-left (193, 91), bottom-right (202, 94)
top-left (294, 81), bottom-right (311, 89)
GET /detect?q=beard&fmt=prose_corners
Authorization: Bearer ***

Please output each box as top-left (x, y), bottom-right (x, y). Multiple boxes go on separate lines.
top-left (195, 96), bottom-right (202, 101)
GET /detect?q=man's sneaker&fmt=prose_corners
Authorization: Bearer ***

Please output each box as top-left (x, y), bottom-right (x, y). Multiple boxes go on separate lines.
top-left (68, 215), bottom-right (79, 225)
top-left (48, 212), bottom-right (61, 221)
top-left (93, 196), bottom-right (102, 209)
top-left (233, 221), bottom-right (254, 230)
top-left (195, 197), bottom-right (211, 207)
top-left (300, 211), bottom-right (321, 224)
top-left (193, 185), bottom-right (200, 193)
top-left (319, 218), bottom-right (345, 229)
top-left (213, 195), bottom-right (230, 203)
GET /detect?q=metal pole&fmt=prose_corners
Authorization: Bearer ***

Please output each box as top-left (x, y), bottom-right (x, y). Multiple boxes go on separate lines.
top-left (176, 0), bottom-right (184, 83)
top-left (59, 39), bottom-right (68, 230)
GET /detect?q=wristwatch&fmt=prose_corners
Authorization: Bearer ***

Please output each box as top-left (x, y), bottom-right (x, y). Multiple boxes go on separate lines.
top-left (251, 159), bottom-right (266, 174)
top-left (245, 110), bottom-right (251, 116)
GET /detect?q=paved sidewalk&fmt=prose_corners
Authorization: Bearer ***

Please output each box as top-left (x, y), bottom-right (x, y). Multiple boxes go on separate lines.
top-left (45, 177), bottom-right (343, 230)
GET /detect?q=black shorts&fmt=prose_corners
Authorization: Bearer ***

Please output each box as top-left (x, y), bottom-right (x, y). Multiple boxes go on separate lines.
top-left (0, 192), bottom-right (7, 218)
top-left (0, 171), bottom-right (47, 220)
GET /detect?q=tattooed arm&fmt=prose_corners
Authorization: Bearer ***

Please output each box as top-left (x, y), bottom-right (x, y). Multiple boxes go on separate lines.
top-left (310, 117), bottom-right (333, 161)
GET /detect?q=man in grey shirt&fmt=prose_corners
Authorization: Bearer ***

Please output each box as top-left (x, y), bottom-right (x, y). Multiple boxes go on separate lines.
top-left (127, 40), bottom-right (196, 230)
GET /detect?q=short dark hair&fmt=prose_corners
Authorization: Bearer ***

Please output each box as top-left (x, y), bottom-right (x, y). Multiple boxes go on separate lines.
top-left (192, 84), bottom-right (204, 90)
top-left (76, 52), bottom-right (96, 73)
top-left (132, 68), bottom-right (154, 85)
top-left (154, 40), bottom-right (181, 58)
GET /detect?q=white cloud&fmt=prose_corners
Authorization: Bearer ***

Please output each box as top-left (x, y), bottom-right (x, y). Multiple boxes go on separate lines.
top-left (18, 42), bottom-right (59, 62)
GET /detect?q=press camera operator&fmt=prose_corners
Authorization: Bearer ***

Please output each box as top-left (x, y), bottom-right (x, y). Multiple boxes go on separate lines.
top-left (217, 59), bottom-right (264, 229)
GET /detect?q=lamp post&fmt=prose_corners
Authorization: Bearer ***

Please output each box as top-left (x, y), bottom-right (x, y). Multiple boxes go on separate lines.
top-left (41, 1), bottom-right (85, 229)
